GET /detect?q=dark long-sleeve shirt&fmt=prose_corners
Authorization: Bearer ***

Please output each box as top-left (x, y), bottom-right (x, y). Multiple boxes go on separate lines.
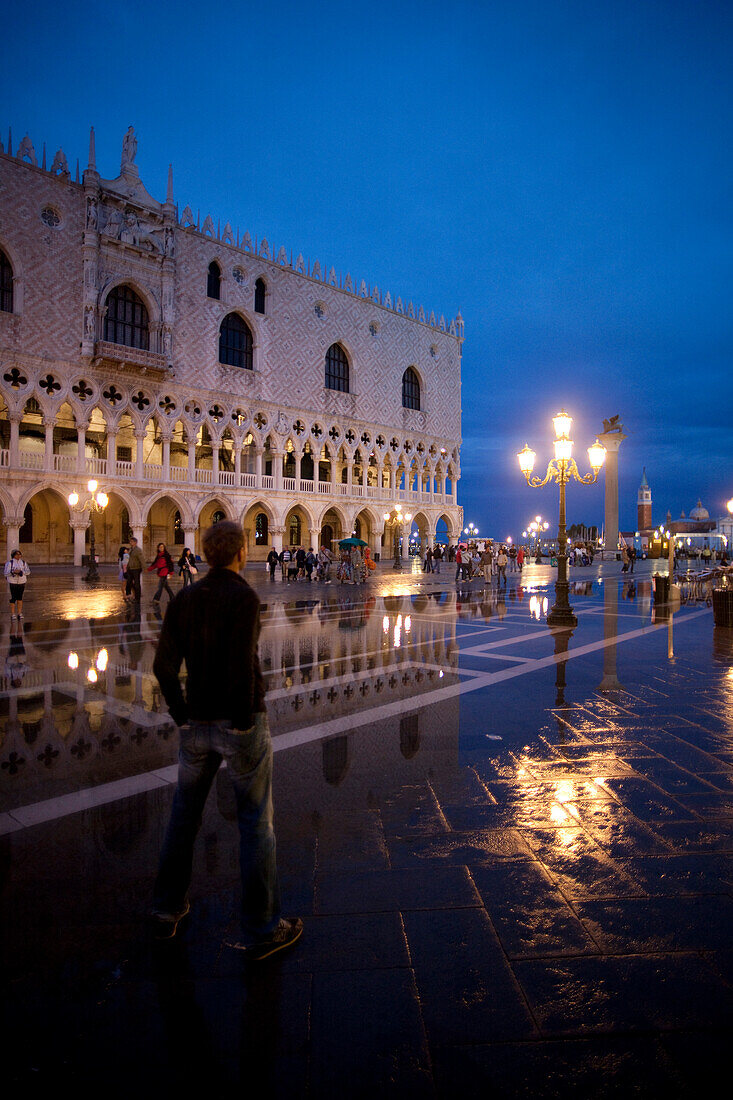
top-left (153, 568), bottom-right (266, 729)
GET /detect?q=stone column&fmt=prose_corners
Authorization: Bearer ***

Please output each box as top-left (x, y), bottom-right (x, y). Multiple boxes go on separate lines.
top-left (211, 442), bottom-right (220, 486)
top-left (187, 437), bottom-right (196, 482)
top-left (162, 436), bottom-right (171, 482)
top-left (134, 431), bottom-right (145, 480)
top-left (182, 525), bottom-right (197, 556)
top-left (71, 517), bottom-right (88, 567)
top-left (3, 518), bottom-right (21, 556)
top-left (77, 424), bottom-right (88, 474)
top-left (255, 448), bottom-right (263, 485)
top-left (270, 525), bottom-right (284, 554)
top-left (234, 447), bottom-right (241, 483)
top-left (309, 526), bottom-right (320, 552)
top-left (9, 417), bottom-right (20, 468)
top-left (273, 450), bottom-right (283, 490)
top-left (107, 429), bottom-right (117, 474)
top-left (598, 427), bottom-right (627, 559)
top-left (43, 420), bottom-right (54, 472)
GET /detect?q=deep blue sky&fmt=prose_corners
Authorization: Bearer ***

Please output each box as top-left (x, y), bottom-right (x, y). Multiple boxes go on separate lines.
top-left (4, 0), bottom-right (732, 539)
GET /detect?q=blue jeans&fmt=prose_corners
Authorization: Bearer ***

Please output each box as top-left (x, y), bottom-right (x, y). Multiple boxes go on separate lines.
top-left (153, 713), bottom-right (281, 940)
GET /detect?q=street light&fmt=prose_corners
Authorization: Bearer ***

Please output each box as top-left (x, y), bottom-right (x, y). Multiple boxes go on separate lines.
top-left (517, 409), bottom-right (605, 627)
top-left (524, 516), bottom-right (550, 557)
top-left (464, 522), bottom-right (479, 542)
top-left (383, 504), bottom-right (412, 571)
top-left (68, 479), bottom-right (109, 582)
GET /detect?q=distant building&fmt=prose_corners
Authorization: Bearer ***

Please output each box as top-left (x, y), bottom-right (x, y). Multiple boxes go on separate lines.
top-left (0, 125), bottom-right (464, 563)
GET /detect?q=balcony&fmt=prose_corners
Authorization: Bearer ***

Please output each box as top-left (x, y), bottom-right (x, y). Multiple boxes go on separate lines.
top-left (93, 340), bottom-right (168, 377)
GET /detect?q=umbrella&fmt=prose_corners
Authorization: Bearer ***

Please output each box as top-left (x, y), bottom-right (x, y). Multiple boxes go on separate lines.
top-left (338, 537), bottom-right (368, 547)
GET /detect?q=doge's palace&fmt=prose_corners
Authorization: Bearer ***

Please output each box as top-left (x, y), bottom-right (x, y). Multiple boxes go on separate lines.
top-left (0, 126), bottom-right (463, 563)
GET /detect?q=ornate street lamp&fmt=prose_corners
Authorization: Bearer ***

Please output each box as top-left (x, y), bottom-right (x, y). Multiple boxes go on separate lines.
top-left (518, 410), bottom-right (606, 627)
top-left (464, 522), bottom-right (479, 543)
top-left (68, 479), bottom-right (109, 583)
top-left (383, 505), bottom-right (412, 570)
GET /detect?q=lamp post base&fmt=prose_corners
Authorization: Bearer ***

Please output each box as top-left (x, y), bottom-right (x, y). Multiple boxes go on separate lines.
top-left (547, 581), bottom-right (577, 628)
top-left (84, 562), bottom-right (100, 583)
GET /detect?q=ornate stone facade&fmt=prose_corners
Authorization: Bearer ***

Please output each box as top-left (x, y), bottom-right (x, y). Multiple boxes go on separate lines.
top-left (0, 127), bottom-right (463, 562)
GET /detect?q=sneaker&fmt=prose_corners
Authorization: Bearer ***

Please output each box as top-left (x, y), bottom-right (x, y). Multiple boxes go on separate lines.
top-left (149, 900), bottom-right (190, 940)
top-left (225, 917), bottom-right (303, 961)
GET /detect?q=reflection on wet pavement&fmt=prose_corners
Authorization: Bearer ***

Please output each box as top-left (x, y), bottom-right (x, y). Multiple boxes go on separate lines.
top-left (2, 563), bottom-right (733, 1095)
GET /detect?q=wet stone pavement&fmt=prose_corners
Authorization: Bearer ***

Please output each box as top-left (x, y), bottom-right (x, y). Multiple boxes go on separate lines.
top-left (1, 558), bottom-right (732, 1097)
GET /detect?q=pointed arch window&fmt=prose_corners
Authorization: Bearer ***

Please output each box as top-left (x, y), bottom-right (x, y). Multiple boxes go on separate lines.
top-left (254, 277), bottom-right (266, 314)
top-left (325, 344), bottom-right (349, 392)
top-left (104, 285), bottom-right (149, 350)
top-left (207, 261), bottom-right (221, 300)
top-left (255, 512), bottom-right (269, 545)
top-left (0, 249), bottom-right (13, 313)
top-left (402, 367), bottom-right (420, 411)
top-left (219, 313), bottom-right (253, 369)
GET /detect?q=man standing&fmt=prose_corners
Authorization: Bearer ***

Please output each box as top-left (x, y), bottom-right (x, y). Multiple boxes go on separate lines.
top-left (125, 536), bottom-right (144, 602)
top-left (150, 520), bottom-right (302, 959)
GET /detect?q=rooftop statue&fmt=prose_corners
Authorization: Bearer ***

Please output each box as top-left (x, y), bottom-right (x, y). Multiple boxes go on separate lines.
top-left (121, 126), bottom-right (137, 168)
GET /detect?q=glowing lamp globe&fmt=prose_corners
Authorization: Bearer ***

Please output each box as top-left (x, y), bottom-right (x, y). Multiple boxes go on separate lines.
top-left (517, 445), bottom-right (536, 475)
top-left (553, 437), bottom-right (573, 462)
top-left (552, 410), bottom-right (572, 439)
top-left (588, 440), bottom-right (606, 471)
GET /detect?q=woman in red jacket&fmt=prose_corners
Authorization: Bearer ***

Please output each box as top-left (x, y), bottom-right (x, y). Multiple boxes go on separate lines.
top-left (148, 542), bottom-right (175, 603)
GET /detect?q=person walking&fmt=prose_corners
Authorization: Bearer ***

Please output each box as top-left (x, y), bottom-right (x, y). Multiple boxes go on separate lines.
top-left (148, 542), bottom-right (175, 603)
top-left (266, 547), bottom-right (279, 580)
top-left (178, 547), bottom-right (198, 587)
top-left (318, 545), bottom-right (333, 582)
top-left (350, 544), bottom-right (364, 583)
top-left (508, 544), bottom-right (517, 572)
top-left (628, 546), bottom-right (636, 574)
top-left (125, 536), bottom-right (144, 602)
top-left (517, 546), bottom-right (525, 572)
top-left (621, 545), bottom-right (630, 573)
top-left (480, 546), bottom-right (493, 584)
top-left (4, 550), bottom-right (30, 620)
top-left (432, 544), bottom-right (441, 573)
top-left (151, 520), bottom-right (302, 958)
top-left (117, 544), bottom-right (130, 597)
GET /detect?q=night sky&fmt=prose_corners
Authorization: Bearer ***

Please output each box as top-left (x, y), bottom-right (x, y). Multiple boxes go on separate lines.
top-left (3, 0), bottom-right (731, 540)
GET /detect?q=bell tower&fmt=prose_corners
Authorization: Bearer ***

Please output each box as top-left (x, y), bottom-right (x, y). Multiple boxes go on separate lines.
top-left (637, 468), bottom-right (652, 531)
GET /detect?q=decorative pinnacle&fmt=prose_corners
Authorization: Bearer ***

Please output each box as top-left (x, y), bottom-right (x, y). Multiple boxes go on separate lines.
top-left (88, 126), bottom-right (96, 170)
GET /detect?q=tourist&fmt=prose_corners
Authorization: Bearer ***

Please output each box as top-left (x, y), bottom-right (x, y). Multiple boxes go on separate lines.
top-left (350, 543), bottom-right (364, 583)
top-left (266, 547), bottom-right (279, 580)
top-left (621, 545), bottom-right (630, 573)
top-left (432, 544), bottom-right (442, 573)
top-left (364, 546), bottom-right (376, 577)
top-left (508, 544), bottom-right (517, 571)
top-left (151, 520), bottom-right (302, 959)
top-left (318, 545), bottom-right (333, 582)
top-left (178, 547), bottom-right (198, 587)
top-left (125, 537), bottom-right (144, 602)
top-left (496, 546), bottom-right (508, 586)
top-left (481, 546), bottom-right (493, 584)
top-left (295, 546), bottom-right (307, 580)
top-left (517, 546), bottom-right (525, 571)
top-left (305, 547), bottom-right (317, 580)
top-left (280, 546), bottom-right (290, 580)
top-left (628, 546), bottom-right (636, 574)
top-left (423, 546), bottom-right (433, 572)
top-left (148, 542), bottom-right (175, 603)
top-left (287, 548), bottom-right (299, 583)
top-left (4, 549), bottom-right (30, 620)
top-left (118, 544), bottom-right (130, 596)
top-left (338, 545), bottom-right (352, 583)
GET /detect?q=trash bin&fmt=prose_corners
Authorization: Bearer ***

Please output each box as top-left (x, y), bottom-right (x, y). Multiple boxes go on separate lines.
top-left (653, 573), bottom-right (670, 604)
top-left (712, 586), bottom-right (733, 627)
